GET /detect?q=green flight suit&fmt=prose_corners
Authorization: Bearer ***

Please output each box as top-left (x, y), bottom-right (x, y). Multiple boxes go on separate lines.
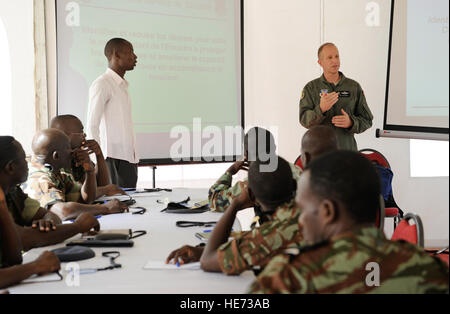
top-left (299, 72), bottom-right (373, 151)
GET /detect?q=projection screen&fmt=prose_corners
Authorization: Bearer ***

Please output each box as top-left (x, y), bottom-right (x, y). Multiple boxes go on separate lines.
top-left (56, 0), bottom-right (244, 164)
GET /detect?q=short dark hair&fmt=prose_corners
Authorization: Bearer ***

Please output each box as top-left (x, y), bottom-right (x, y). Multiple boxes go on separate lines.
top-left (244, 127), bottom-right (276, 162)
top-left (305, 150), bottom-right (380, 224)
top-left (0, 136), bottom-right (19, 170)
top-left (318, 42), bottom-right (337, 59)
top-left (104, 38), bottom-right (130, 60)
top-left (248, 156), bottom-right (295, 208)
top-left (301, 125), bottom-right (338, 157)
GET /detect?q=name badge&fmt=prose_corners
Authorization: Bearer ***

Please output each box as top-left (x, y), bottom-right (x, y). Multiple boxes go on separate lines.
top-left (338, 91), bottom-right (351, 98)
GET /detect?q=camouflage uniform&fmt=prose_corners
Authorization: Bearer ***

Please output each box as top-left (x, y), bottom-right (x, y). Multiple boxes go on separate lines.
top-left (217, 199), bottom-right (303, 275)
top-left (249, 226), bottom-right (449, 294)
top-left (5, 186), bottom-right (41, 227)
top-left (209, 163), bottom-right (302, 213)
top-left (23, 158), bottom-right (82, 210)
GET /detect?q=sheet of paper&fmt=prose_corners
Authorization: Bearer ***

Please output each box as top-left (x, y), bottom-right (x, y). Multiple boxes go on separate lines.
top-left (131, 193), bottom-right (162, 198)
top-left (21, 272), bottom-right (63, 284)
top-left (95, 195), bottom-right (132, 202)
top-left (143, 261), bottom-right (201, 270)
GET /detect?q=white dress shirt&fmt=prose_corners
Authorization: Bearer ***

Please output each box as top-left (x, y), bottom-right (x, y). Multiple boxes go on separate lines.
top-left (87, 68), bottom-right (139, 164)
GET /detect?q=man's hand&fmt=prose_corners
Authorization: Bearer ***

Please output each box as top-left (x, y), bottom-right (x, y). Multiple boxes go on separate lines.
top-left (32, 251), bottom-right (61, 276)
top-left (83, 140), bottom-right (103, 157)
top-left (332, 109), bottom-right (353, 129)
top-left (227, 160), bottom-right (250, 176)
top-left (320, 92), bottom-right (339, 113)
top-left (231, 187), bottom-right (254, 211)
top-left (72, 148), bottom-right (95, 172)
top-left (103, 199), bottom-right (129, 215)
top-left (31, 219), bottom-right (57, 233)
top-left (101, 184), bottom-right (127, 197)
top-left (74, 212), bottom-right (100, 233)
top-left (166, 245), bottom-right (204, 265)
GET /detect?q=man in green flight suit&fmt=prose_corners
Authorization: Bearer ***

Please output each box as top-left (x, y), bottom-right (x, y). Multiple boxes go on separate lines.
top-left (300, 43), bottom-right (373, 151)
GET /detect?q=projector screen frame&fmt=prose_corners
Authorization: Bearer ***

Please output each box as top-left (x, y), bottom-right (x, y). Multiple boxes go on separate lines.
top-left (382, 0), bottom-right (449, 140)
top-left (54, 0), bottom-right (246, 166)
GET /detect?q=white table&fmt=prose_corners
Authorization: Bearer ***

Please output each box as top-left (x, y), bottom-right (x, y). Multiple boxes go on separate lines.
top-left (9, 188), bottom-right (255, 294)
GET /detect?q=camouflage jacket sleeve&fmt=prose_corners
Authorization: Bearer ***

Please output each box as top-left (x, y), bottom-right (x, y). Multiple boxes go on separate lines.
top-left (217, 208), bottom-right (302, 275)
top-left (5, 187), bottom-right (41, 227)
top-left (347, 84), bottom-right (373, 134)
top-left (248, 254), bottom-right (298, 294)
top-left (24, 173), bottom-right (66, 210)
top-left (208, 172), bottom-right (247, 213)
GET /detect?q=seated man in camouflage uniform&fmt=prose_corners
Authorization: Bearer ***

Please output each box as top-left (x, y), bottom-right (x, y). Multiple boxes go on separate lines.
top-left (0, 136), bottom-right (61, 232)
top-left (1, 186), bottom-right (60, 289)
top-left (50, 115), bottom-right (124, 197)
top-left (166, 127), bottom-right (338, 275)
top-left (166, 156), bottom-right (300, 275)
top-left (249, 151), bottom-right (449, 294)
top-left (208, 127), bottom-right (302, 229)
top-left (0, 137), bottom-right (102, 254)
top-left (23, 129), bottom-right (128, 221)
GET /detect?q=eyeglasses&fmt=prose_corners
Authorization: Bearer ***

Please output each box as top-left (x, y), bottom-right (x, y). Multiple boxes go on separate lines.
top-left (98, 251), bottom-right (121, 271)
top-left (176, 221), bottom-right (217, 228)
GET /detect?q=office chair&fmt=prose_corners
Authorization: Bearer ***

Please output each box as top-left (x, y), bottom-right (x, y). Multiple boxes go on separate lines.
top-left (294, 154), bottom-right (304, 170)
top-left (391, 213), bottom-right (424, 248)
top-left (360, 148), bottom-right (403, 229)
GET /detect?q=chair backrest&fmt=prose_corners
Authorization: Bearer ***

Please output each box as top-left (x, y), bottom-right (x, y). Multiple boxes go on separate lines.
top-left (391, 213), bottom-right (424, 248)
top-left (359, 149), bottom-right (391, 169)
top-left (294, 155), bottom-right (304, 170)
top-left (375, 194), bottom-right (385, 231)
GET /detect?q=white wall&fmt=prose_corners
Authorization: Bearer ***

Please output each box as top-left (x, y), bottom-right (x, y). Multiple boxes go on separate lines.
top-left (244, 0), bottom-right (448, 246)
top-left (0, 17), bottom-right (12, 135)
top-left (0, 0), bottom-right (36, 155)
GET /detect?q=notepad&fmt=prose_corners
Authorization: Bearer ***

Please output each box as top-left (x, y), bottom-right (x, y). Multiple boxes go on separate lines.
top-left (143, 261), bottom-right (201, 270)
top-left (21, 272), bottom-right (63, 284)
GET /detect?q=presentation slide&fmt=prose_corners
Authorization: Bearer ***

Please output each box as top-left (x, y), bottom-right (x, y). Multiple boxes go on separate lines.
top-left (56, 0), bottom-right (243, 162)
top-left (386, 0), bottom-right (449, 131)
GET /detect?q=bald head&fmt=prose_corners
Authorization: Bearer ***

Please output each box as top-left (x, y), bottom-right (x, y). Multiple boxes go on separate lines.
top-left (32, 129), bottom-right (71, 163)
top-left (301, 126), bottom-right (338, 167)
top-left (50, 115), bottom-right (86, 149)
top-left (51, 115), bottom-right (83, 135)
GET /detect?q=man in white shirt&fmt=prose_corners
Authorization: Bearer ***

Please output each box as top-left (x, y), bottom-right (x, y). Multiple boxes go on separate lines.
top-left (87, 38), bottom-right (139, 188)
